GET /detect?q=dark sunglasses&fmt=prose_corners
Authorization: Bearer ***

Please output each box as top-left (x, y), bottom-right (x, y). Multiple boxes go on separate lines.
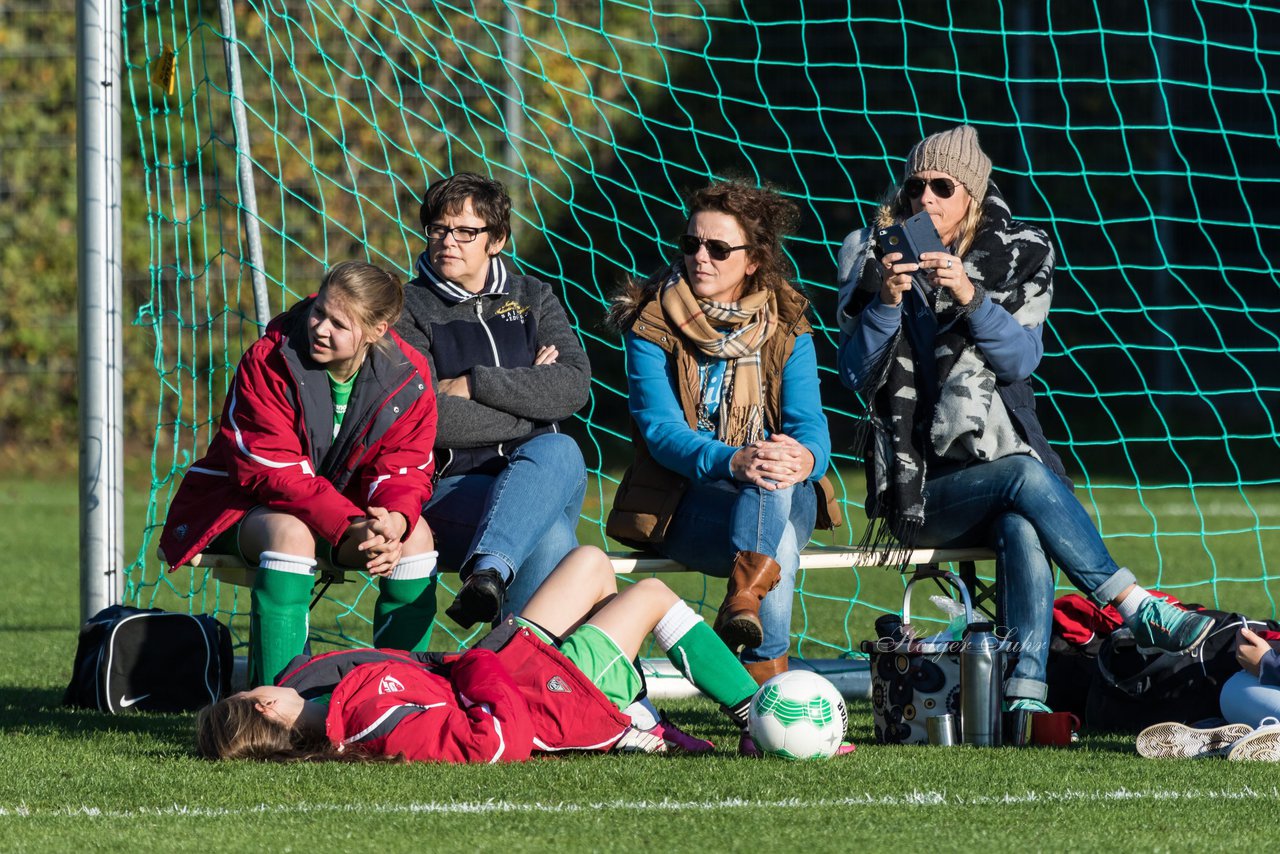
top-left (677, 234), bottom-right (751, 261)
top-left (903, 176), bottom-right (958, 200)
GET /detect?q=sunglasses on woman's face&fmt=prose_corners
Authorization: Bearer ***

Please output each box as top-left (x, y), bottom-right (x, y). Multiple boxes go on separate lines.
top-left (677, 234), bottom-right (751, 261)
top-left (903, 177), bottom-right (958, 200)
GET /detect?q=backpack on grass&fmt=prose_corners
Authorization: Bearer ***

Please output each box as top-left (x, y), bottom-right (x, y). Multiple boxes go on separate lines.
top-left (63, 605), bottom-right (233, 713)
top-left (1085, 610), bottom-right (1270, 732)
top-left (1046, 594), bottom-right (1280, 732)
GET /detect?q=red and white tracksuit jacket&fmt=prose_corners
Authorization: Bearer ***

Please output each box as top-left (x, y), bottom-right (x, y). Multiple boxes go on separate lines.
top-left (292, 628), bottom-right (631, 763)
top-left (159, 297), bottom-right (437, 568)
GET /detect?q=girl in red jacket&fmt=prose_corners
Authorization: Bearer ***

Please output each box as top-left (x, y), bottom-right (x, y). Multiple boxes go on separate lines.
top-left (196, 546), bottom-right (773, 762)
top-left (160, 261), bottom-right (439, 687)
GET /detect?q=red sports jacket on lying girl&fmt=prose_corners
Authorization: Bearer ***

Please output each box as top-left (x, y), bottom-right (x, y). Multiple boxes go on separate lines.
top-left (293, 627), bottom-right (632, 763)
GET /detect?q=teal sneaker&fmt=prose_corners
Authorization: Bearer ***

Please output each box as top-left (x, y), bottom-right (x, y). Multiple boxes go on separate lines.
top-left (1130, 597), bottom-right (1213, 654)
top-left (1008, 698), bottom-right (1052, 714)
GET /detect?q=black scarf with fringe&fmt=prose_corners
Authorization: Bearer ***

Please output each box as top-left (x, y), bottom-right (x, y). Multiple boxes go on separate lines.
top-left (844, 187), bottom-right (1054, 567)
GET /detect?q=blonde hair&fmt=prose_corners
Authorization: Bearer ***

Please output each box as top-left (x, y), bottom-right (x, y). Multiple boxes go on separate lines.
top-left (195, 696), bottom-right (357, 763)
top-left (318, 261), bottom-right (405, 354)
top-left (874, 183), bottom-right (984, 259)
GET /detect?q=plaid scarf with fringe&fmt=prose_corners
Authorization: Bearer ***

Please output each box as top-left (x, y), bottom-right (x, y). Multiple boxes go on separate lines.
top-left (658, 269), bottom-right (778, 447)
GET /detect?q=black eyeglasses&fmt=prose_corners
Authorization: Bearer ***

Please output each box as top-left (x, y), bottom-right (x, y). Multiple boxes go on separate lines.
top-left (903, 177), bottom-right (958, 200)
top-left (426, 224), bottom-right (490, 243)
top-left (677, 234), bottom-right (751, 261)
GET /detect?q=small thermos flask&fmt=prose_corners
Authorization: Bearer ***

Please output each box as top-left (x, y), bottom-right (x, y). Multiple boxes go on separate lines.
top-left (874, 613), bottom-right (905, 643)
top-left (960, 621), bottom-right (1003, 747)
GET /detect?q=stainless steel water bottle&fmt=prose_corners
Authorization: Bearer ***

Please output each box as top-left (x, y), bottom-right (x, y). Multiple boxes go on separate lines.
top-left (960, 621), bottom-right (1003, 746)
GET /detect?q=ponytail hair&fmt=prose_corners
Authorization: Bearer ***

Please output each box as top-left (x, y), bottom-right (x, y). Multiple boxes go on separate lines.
top-left (318, 261), bottom-right (404, 354)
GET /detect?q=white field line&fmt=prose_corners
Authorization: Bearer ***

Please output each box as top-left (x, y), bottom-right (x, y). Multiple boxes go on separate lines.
top-left (2, 788), bottom-right (1278, 819)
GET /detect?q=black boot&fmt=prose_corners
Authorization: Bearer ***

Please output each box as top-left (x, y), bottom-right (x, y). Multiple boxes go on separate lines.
top-left (445, 567), bottom-right (506, 628)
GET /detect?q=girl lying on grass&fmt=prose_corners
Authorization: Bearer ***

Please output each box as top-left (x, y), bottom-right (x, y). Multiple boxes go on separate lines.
top-left (196, 546), bottom-right (842, 762)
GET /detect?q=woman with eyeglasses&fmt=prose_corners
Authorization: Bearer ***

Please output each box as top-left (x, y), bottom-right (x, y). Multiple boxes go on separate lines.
top-left (835, 125), bottom-right (1211, 715)
top-left (397, 173), bottom-right (590, 630)
top-left (606, 179), bottom-right (840, 708)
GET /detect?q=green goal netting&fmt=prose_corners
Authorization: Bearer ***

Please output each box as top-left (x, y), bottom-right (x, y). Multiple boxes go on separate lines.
top-left (121, 1), bottom-right (1280, 662)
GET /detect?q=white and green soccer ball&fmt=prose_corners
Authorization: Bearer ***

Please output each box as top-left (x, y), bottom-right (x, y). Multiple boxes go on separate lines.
top-left (748, 671), bottom-right (848, 760)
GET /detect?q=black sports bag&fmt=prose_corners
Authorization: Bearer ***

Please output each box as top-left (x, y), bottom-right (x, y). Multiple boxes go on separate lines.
top-left (63, 605), bottom-right (233, 713)
top-left (1084, 610), bottom-right (1276, 732)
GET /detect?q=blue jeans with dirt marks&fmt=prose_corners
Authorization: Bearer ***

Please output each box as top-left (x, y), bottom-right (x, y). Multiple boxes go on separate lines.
top-left (917, 454), bottom-right (1135, 703)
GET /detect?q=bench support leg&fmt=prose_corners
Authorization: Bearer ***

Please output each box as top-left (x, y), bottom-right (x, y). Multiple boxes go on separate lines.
top-left (958, 560), bottom-right (999, 623)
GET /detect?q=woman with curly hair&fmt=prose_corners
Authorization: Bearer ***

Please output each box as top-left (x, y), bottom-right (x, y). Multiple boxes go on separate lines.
top-left (607, 180), bottom-right (839, 692)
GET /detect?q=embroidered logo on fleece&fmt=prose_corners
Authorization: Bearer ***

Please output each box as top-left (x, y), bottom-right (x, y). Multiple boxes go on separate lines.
top-left (379, 675), bottom-right (405, 694)
top-left (546, 675), bottom-right (571, 693)
top-left (494, 299), bottom-right (530, 322)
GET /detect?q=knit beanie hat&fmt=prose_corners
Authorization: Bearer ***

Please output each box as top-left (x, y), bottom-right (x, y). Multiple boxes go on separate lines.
top-left (904, 125), bottom-right (992, 200)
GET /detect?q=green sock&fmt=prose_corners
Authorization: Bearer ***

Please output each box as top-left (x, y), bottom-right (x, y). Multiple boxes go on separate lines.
top-left (373, 551), bottom-right (438, 652)
top-left (656, 601), bottom-right (757, 709)
top-left (249, 553), bottom-right (317, 687)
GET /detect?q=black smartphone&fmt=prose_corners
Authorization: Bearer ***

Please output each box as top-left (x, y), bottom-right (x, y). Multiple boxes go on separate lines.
top-left (874, 211), bottom-right (947, 265)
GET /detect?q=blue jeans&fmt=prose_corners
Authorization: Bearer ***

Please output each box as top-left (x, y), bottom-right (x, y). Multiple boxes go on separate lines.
top-left (1220, 670), bottom-right (1280, 727)
top-left (917, 454), bottom-right (1135, 702)
top-left (658, 479), bottom-right (818, 663)
top-left (422, 433), bottom-right (587, 616)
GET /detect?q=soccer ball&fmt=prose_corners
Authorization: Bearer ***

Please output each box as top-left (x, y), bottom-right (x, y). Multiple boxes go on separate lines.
top-left (748, 670), bottom-right (848, 760)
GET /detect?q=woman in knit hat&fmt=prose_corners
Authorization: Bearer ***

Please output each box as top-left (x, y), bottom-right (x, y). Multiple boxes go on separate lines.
top-left (834, 125), bottom-right (1212, 717)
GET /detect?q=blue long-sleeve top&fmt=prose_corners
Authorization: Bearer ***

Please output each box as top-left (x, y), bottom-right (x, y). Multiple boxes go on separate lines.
top-left (1260, 649), bottom-right (1280, 687)
top-left (836, 282), bottom-right (1046, 395)
top-left (625, 331), bottom-right (831, 483)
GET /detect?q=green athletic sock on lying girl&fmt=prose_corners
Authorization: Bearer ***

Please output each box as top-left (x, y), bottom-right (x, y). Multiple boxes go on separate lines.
top-left (653, 600), bottom-right (758, 727)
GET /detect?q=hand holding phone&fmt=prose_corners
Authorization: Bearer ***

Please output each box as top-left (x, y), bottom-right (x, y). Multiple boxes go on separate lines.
top-left (873, 212), bottom-right (947, 304)
top-left (875, 211), bottom-right (947, 266)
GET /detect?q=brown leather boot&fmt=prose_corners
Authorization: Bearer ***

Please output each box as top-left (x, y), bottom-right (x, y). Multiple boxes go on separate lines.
top-left (713, 551), bottom-right (781, 652)
top-left (743, 654), bottom-right (789, 687)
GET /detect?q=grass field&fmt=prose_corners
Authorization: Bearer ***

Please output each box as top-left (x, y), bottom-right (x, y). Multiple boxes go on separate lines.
top-left (3, 475), bottom-right (1279, 852)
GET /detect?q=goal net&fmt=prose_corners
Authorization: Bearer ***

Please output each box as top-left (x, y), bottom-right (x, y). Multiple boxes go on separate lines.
top-left (121, 1), bottom-right (1280, 660)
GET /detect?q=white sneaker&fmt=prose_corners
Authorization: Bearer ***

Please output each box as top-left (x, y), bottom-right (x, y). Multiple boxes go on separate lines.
top-left (1227, 717), bottom-right (1280, 762)
top-left (1135, 721), bottom-right (1253, 758)
top-left (612, 725), bottom-right (667, 754)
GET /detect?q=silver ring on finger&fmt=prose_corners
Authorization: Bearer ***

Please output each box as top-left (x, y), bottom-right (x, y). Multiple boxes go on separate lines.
top-left (946, 259), bottom-right (953, 269)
